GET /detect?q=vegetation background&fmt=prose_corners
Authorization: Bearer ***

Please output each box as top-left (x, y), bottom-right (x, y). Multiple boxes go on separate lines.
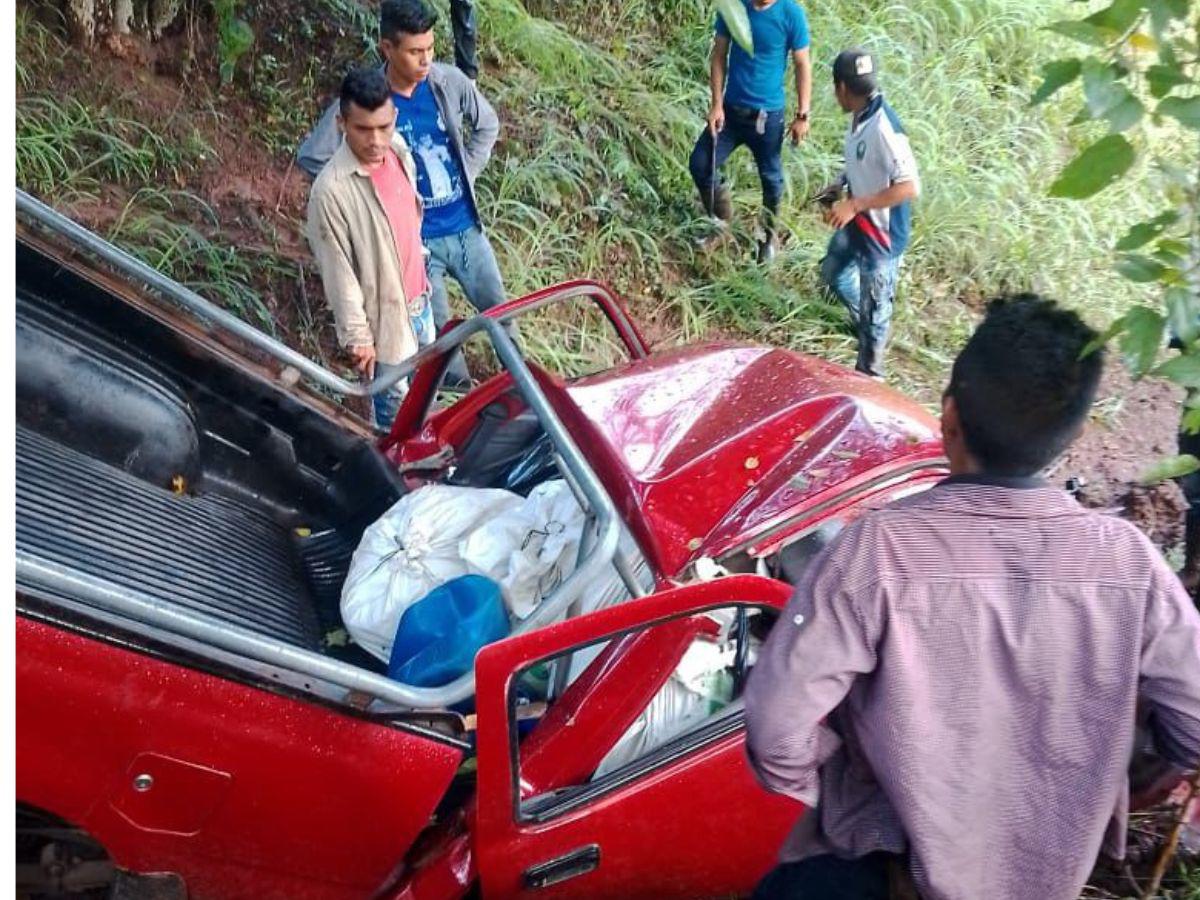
top-left (13, 0), bottom-right (1199, 894)
top-left (17, 0), bottom-right (1167, 396)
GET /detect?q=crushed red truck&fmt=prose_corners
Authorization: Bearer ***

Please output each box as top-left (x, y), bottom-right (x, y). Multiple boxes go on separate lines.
top-left (15, 191), bottom-right (948, 898)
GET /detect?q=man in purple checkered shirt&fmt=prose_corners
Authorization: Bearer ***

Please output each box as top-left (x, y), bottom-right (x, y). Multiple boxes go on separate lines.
top-left (745, 295), bottom-right (1200, 900)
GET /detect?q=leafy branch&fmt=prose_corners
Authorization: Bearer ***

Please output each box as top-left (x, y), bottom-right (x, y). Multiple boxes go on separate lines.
top-left (1035, 0), bottom-right (1200, 481)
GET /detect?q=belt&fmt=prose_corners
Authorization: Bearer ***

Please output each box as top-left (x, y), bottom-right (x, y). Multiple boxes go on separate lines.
top-left (726, 104), bottom-right (783, 117)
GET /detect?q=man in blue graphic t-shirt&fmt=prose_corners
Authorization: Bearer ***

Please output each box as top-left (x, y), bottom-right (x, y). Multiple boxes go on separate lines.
top-left (298, 0), bottom-right (504, 387)
top-left (381, 0), bottom-right (507, 385)
top-left (689, 0), bottom-right (812, 263)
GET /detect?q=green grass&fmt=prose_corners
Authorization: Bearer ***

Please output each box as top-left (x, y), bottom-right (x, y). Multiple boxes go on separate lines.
top-left (16, 95), bottom-right (172, 195)
top-left (15, 7), bottom-right (288, 335)
top-left (448, 0), bottom-right (1169, 400)
top-left (107, 188), bottom-right (282, 333)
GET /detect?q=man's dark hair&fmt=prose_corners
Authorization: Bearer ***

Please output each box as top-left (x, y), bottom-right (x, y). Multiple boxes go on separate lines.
top-left (339, 67), bottom-right (392, 118)
top-left (832, 48), bottom-right (878, 97)
top-left (947, 294), bottom-right (1103, 476)
top-left (380, 0), bottom-right (438, 42)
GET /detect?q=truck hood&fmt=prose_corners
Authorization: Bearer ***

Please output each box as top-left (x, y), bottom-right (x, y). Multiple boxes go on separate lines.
top-left (562, 342), bottom-right (943, 576)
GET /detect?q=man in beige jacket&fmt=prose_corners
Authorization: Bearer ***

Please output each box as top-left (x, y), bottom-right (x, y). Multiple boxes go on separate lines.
top-left (306, 67), bottom-right (433, 428)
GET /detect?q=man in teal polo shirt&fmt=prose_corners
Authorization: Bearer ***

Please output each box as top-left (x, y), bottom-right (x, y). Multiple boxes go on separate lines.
top-left (689, 0), bottom-right (812, 263)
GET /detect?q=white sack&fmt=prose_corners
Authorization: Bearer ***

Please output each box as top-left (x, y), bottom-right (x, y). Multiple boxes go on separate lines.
top-left (461, 480), bottom-right (587, 619)
top-left (593, 638), bottom-right (735, 778)
top-left (340, 485), bottom-right (524, 661)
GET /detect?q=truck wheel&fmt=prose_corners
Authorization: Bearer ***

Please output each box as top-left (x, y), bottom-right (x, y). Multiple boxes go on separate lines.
top-left (16, 805), bottom-right (114, 899)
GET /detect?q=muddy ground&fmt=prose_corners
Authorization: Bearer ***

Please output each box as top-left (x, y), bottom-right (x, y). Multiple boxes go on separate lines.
top-left (1057, 364), bottom-right (1188, 554)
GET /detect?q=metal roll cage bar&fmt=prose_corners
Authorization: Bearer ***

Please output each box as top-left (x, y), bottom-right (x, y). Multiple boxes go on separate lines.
top-left (15, 189), bottom-right (647, 710)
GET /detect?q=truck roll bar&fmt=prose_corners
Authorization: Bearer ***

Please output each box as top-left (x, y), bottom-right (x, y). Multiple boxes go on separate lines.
top-left (15, 189), bottom-right (638, 709)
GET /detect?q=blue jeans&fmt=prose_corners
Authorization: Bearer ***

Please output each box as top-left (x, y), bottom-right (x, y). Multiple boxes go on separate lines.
top-left (689, 106), bottom-right (785, 215)
top-left (426, 224), bottom-right (509, 382)
top-left (752, 852), bottom-right (897, 899)
top-left (371, 297), bottom-right (434, 429)
top-left (372, 362), bottom-right (406, 430)
top-left (820, 227), bottom-right (900, 377)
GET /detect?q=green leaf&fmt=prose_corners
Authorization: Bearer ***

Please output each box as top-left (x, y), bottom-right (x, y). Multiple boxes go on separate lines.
top-left (1183, 408), bottom-right (1200, 434)
top-left (1084, 0), bottom-right (1147, 34)
top-left (1048, 134), bottom-right (1136, 199)
top-left (1046, 20), bottom-right (1113, 46)
top-left (1082, 61), bottom-right (1125, 114)
top-left (221, 18), bottom-right (254, 55)
top-left (1116, 253), bottom-right (1168, 282)
top-left (1118, 305), bottom-right (1166, 376)
top-left (1081, 317), bottom-right (1127, 357)
top-left (1139, 454), bottom-right (1200, 484)
top-left (1115, 211), bottom-right (1180, 251)
top-left (715, 0), bottom-right (754, 56)
top-left (1150, 0), bottom-right (1190, 38)
top-left (1031, 59), bottom-right (1082, 105)
top-left (1158, 36), bottom-right (1180, 69)
top-left (217, 15), bottom-right (254, 84)
top-left (1157, 237), bottom-right (1189, 256)
top-left (1080, 61), bottom-right (1144, 130)
top-left (1159, 96), bottom-right (1200, 130)
top-left (1155, 353), bottom-right (1200, 388)
top-left (1106, 94), bottom-right (1145, 131)
top-left (1147, 64), bottom-right (1191, 99)
top-left (1166, 286), bottom-right (1200, 345)
top-left (1155, 244), bottom-right (1187, 268)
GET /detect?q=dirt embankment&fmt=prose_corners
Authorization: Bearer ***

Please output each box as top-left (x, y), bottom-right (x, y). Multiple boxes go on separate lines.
top-left (1056, 364), bottom-right (1188, 553)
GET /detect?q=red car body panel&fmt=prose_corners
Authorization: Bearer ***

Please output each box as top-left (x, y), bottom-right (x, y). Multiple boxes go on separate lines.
top-left (559, 343), bottom-right (941, 574)
top-left (473, 578), bottom-right (802, 899)
top-left (16, 616), bottom-right (463, 899)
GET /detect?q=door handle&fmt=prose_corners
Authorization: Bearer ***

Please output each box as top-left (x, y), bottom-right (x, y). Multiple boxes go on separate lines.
top-left (522, 844), bottom-right (601, 889)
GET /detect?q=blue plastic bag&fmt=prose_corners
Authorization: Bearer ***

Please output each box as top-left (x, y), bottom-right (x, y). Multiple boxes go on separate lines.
top-left (388, 575), bottom-right (511, 687)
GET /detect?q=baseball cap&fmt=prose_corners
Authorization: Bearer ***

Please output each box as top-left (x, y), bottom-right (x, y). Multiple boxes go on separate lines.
top-left (832, 48), bottom-right (878, 92)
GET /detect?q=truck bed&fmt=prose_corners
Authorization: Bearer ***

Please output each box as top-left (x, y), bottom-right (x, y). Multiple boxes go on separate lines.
top-left (16, 425), bottom-right (322, 650)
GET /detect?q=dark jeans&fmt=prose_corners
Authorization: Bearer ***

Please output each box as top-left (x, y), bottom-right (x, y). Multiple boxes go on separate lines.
top-left (688, 106), bottom-right (785, 214)
top-left (753, 852), bottom-right (898, 900)
top-left (450, 0), bottom-right (478, 79)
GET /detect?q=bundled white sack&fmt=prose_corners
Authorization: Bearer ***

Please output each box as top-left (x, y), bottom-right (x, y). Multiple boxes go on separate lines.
top-left (340, 485), bottom-right (524, 661)
top-left (593, 637), bottom-right (735, 778)
top-left (461, 480), bottom-right (587, 619)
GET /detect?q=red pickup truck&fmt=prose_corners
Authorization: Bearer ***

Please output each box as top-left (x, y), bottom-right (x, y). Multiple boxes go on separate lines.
top-left (15, 191), bottom-right (946, 899)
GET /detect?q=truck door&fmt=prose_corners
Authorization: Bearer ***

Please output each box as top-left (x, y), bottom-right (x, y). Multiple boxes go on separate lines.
top-left (473, 577), bottom-right (805, 899)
